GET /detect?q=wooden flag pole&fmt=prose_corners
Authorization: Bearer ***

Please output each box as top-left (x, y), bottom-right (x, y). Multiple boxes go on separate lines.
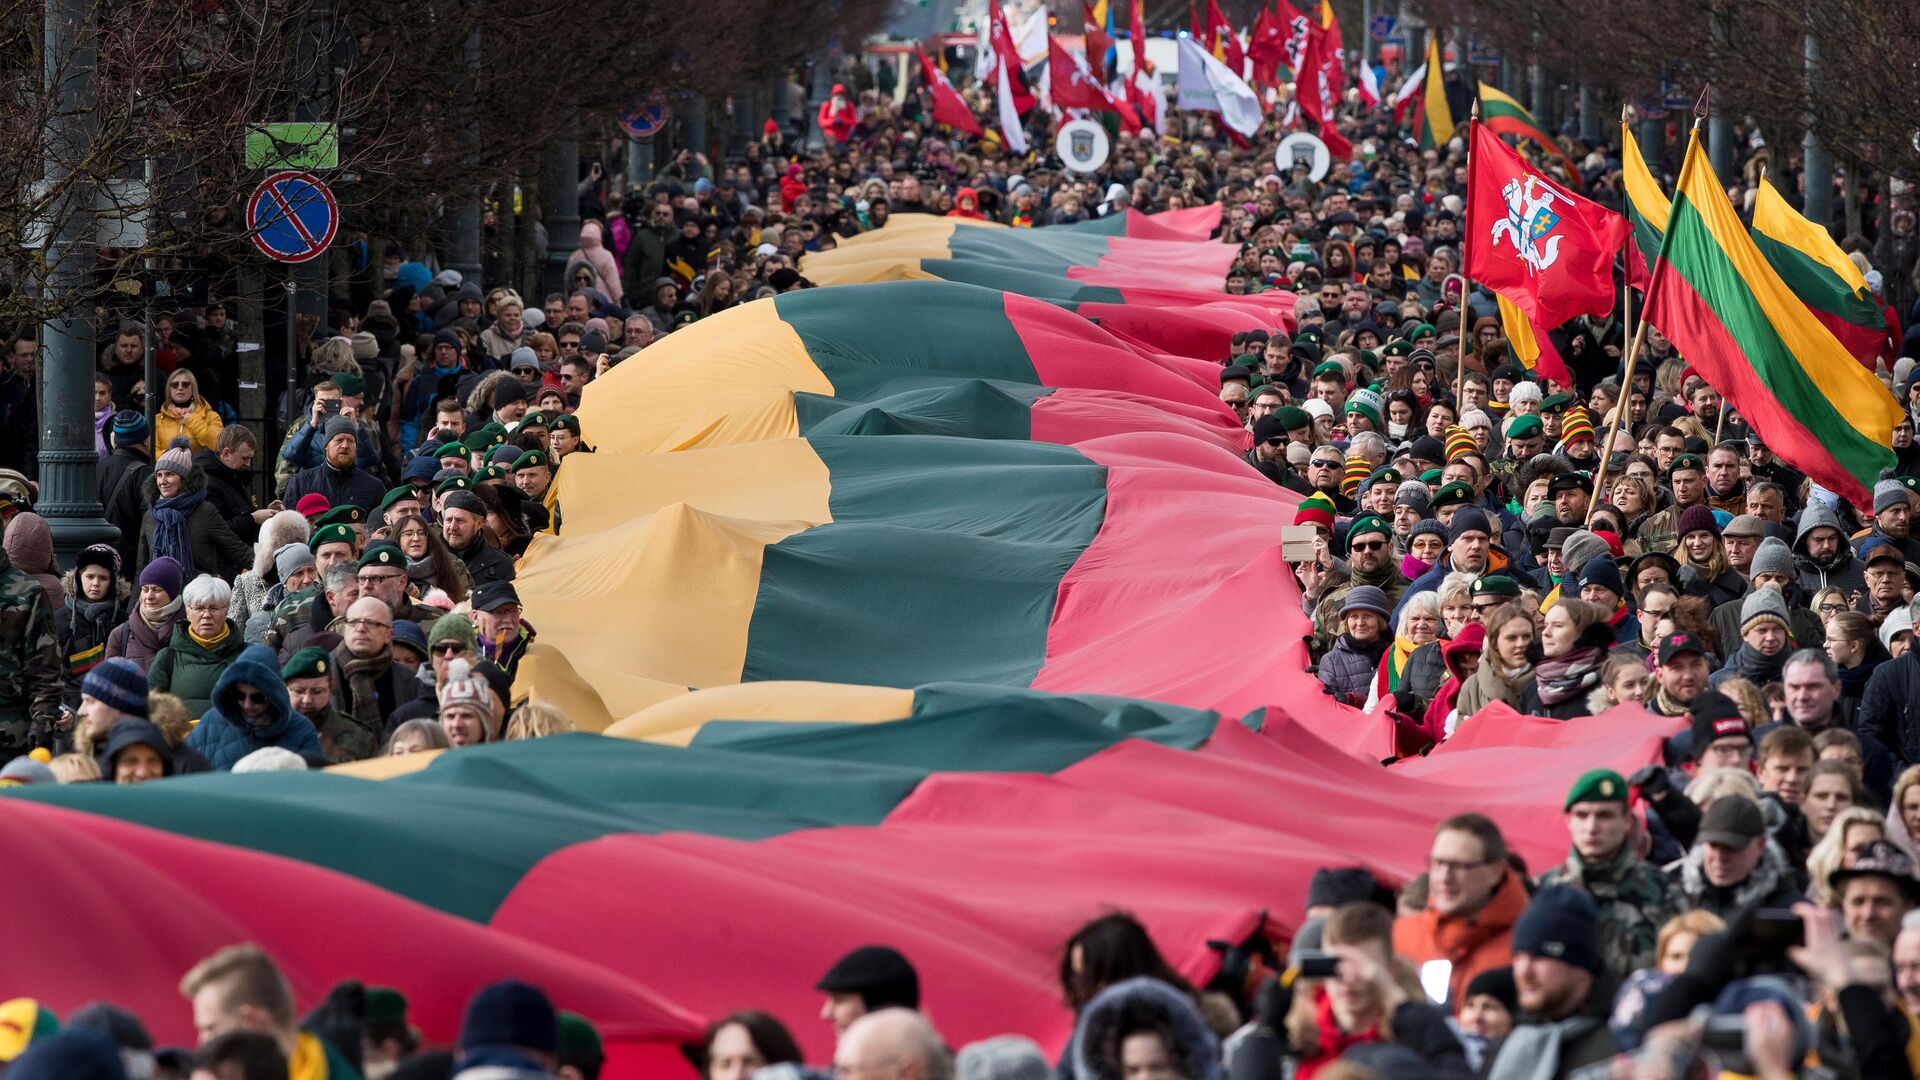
top-left (1453, 99), bottom-right (1481, 407)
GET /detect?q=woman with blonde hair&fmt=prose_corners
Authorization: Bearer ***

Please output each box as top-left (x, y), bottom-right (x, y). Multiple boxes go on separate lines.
top-left (1653, 910), bottom-right (1727, 975)
top-left (1673, 507), bottom-right (1745, 609)
top-left (153, 368), bottom-right (224, 454)
top-left (1457, 603), bottom-right (1535, 718)
top-left (504, 702), bottom-right (576, 741)
top-left (1807, 806), bottom-right (1886, 906)
top-left (1518, 598), bottom-right (1613, 719)
top-left (48, 753), bottom-right (101, 783)
top-left (1886, 765), bottom-right (1920, 857)
top-left (1586, 651), bottom-right (1651, 714)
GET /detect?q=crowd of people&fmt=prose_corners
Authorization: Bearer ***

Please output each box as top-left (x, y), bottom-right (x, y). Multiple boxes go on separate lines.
top-left (0, 35), bottom-right (1914, 1080)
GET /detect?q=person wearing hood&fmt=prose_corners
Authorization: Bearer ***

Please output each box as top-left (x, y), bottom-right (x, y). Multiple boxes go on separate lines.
top-left (195, 426), bottom-right (273, 547)
top-left (105, 556), bottom-right (185, 672)
top-left (1795, 500), bottom-right (1870, 609)
top-left (147, 575), bottom-right (247, 718)
top-left (948, 186), bottom-right (987, 221)
top-left (56, 544), bottom-right (129, 711)
top-left (817, 83), bottom-right (857, 145)
top-left (564, 221), bottom-right (623, 308)
top-left (3, 511), bottom-right (61, 613)
top-left (1419, 621), bottom-right (1485, 744)
top-left (397, 331), bottom-right (478, 450)
top-left (282, 416), bottom-right (386, 514)
top-left (1071, 977), bottom-right (1220, 1080)
top-left (184, 643), bottom-right (324, 769)
top-left (137, 441), bottom-right (252, 581)
top-left (103, 717), bottom-right (173, 784)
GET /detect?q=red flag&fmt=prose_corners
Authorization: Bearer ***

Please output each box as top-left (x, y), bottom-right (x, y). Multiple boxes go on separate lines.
top-left (989, 3), bottom-right (1038, 114)
top-left (1190, 1), bottom-right (1204, 44)
top-left (1312, 0), bottom-right (1344, 98)
top-left (1292, 5), bottom-right (1350, 159)
top-left (1280, 2), bottom-right (1312, 78)
top-left (1465, 120), bottom-right (1629, 329)
top-left (1081, 1), bottom-right (1111, 83)
top-left (1247, 8), bottom-right (1285, 87)
top-left (1206, 0), bottom-right (1245, 71)
top-left (1129, 0), bottom-right (1147, 76)
top-left (918, 46), bottom-right (983, 135)
top-left (1048, 36), bottom-right (1119, 113)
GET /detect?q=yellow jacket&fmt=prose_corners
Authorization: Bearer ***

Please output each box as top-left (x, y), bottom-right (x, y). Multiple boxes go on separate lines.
top-left (154, 399), bottom-right (224, 456)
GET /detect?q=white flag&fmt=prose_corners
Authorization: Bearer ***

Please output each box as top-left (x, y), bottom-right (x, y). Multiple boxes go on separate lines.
top-left (1175, 36), bottom-right (1262, 137)
top-left (997, 61), bottom-right (1029, 153)
top-left (1358, 63), bottom-right (1381, 107)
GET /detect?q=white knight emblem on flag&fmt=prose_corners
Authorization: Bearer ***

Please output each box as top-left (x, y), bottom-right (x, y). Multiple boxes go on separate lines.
top-left (1490, 176), bottom-right (1565, 275)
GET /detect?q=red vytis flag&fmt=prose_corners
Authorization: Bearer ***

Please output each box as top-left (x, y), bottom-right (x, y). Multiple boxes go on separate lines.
top-left (918, 46), bottom-right (983, 135)
top-left (1081, 0), bottom-right (1112, 83)
top-left (989, 3), bottom-right (1038, 114)
top-left (1048, 36), bottom-right (1117, 113)
top-left (1465, 120), bottom-right (1629, 329)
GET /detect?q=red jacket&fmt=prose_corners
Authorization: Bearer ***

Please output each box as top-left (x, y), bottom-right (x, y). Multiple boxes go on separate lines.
top-left (1392, 865), bottom-right (1528, 1006)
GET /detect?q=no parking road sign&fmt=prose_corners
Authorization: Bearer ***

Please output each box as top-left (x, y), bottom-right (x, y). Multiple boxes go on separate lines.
top-left (247, 170), bottom-right (339, 264)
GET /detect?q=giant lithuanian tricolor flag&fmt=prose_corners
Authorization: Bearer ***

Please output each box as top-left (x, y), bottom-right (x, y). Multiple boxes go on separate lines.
top-left (1643, 129), bottom-right (1901, 505)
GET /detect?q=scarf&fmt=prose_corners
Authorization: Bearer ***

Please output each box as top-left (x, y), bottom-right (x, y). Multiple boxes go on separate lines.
top-left (1400, 552), bottom-right (1433, 580)
top-left (140, 594), bottom-right (184, 631)
top-left (335, 645), bottom-right (391, 743)
top-left (150, 487), bottom-right (207, 577)
top-left (1298, 989), bottom-right (1383, 1080)
top-left (1653, 684), bottom-right (1691, 717)
top-left (1728, 642), bottom-right (1790, 685)
top-left (1533, 645), bottom-right (1604, 706)
top-left (1375, 633), bottom-right (1423, 699)
top-left (187, 620), bottom-right (231, 650)
top-left (406, 552), bottom-right (437, 588)
top-left (95, 407), bottom-right (112, 455)
top-left (71, 592), bottom-right (121, 642)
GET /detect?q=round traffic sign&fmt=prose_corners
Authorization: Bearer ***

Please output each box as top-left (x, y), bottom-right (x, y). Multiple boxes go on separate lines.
top-left (621, 98), bottom-right (669, 139)
top-left (1054, 118), bottom-right (1111, 174)
top-left (246, 170), bottom-right (338, 265)
top-left (1275, 132), bottom-right (1331, 182)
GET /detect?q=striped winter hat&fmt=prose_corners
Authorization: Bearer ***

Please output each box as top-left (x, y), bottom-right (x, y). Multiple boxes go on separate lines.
top-left (1444, 424), bottom-right (1477, 462)
top-left (1559, 407), bottom-right (1595, 446)
top-left (1340, 455), bottom-right (1371, 497)
top-left (1294, 491), bottom-right (1336, 530)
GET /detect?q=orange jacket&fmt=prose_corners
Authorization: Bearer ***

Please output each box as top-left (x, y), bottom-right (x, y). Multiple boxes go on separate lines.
top-left (1392, 866), bottom-right (1529, 1006)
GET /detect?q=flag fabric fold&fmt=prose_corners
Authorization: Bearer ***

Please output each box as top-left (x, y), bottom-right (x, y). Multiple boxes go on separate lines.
top-left (1750, 177), bottom-right (1889, 366)
top-left (919, 47), bottom-right (983, 135)
top-left (1464, 120), bottom-right (1627, 328)
top-left (1477, 82), bottom-right (1579, 185)
top-left (1642, 129), bottom-right (1901, 506)
top-left (996, 61), bottom-right (1030, 152)
top-left (1620, 120), bottom-right (1670, 289)
top-left (1412, 36), bottom-right (1453, 148)
top-left (1497, 291), bottom-right (1571, 387)
top-left (1206, 0), bottom-right (1246, 72)
top-left (1176, 35), bottom-right (1263, 137)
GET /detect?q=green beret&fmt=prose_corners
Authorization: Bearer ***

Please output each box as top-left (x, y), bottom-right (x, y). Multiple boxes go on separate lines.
top-left (558, 1012), bottom-right (603, 1061)
top-left (513, 449), bottom-right (552, 472)
top-left (1668, 453), bottom-right (1705, 476)
top-left (1431, 481), bottom-right (1476, 509)
top-left (460, 431), bottom-right (492, 454)
top-left (379, 485), bottom-right (418, 512)
top-left (435, 442), bottom-right (469, 459)
top-left (308, 523), bottom-right (357, 552)
top-left (1366, 466), bottom-right (1402, 489)
top-left (1564, 768), bottom-right (1629, 810)
top-left (519, 411), bottom-right (550, 428)
top-left (365, 988), bottom-right (408, 1028)
top-left (477, 422), bottom-right (508, 446)
top-left (1900, 476), bottom-right (1920, 497)
top-left (328, 372), bottom-right (367, 397)
top-left (1409, 323), bottom-right (1437, 341)
top-left (1419, 468), bottom-right (1443, 485)
top-left (313, 505), bottom-right (365, 529)
top-left (1470, 574), bottom-right (1522, 598)
top-left (358, 542), bottom-right (405, 569)
top-left (1505, 414), bottom-right (1545, 440)
top-left (1311, 360), bottom-right (1347, 381)
top-left (435, 475), bottom-right (472, 496)
top-left (1380, 340), bottom-right (1412, 357)
top-left (1539, 392), bottom-right (1573, 413)
top-left (1345, 514), bottom-right (1391, 544)
top-left (1296, 326), bottom-right (1324, 344)
top-left (551, 413), bottom-right (582, 434)
top-left (1357, 349), bottom-right (1379, 367)
top-left (281, 645), bottom-right (332, 682)
top-left (1231, 352), bottom-right (1263, 367)
top-left (475, 465), bottom-right (507, 484)
top-left (1274, 406), bottom-right (1311, 431)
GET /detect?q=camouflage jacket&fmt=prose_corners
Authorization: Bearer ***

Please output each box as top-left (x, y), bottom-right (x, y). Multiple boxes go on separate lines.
top-left (1536, 842), bottom-right (1683, 978)
top-left (0, 550), bottom-right (63, 750)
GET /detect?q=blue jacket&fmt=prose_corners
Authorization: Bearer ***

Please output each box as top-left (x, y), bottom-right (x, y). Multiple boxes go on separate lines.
top-left (282, 461), bottom-right (386, 513)
top-left (282, 418), bottom-right (382, 472)
top-left (185, 644), bottom-right (326, 770)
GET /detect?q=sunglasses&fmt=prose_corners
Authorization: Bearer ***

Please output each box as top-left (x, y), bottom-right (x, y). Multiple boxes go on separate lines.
top-left (1349, 540), bottom-right (1386, 552)
top-left (432, 643), bottom-right (465, 656)
top-left (235, 690), bottom-right (269, 705)
top-left (1311, 459), bottom-right (1342, 468)
top-left (1263, 437), bottom-right (1285, 446)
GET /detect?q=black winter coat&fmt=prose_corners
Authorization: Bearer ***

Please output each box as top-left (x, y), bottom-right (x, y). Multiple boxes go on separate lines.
top-left (136, 471), bottom-right (254, 581)
top-left (1859, 650), bottom-right (1920, 767)
top-left (193, 449), bottom-right (261, 545)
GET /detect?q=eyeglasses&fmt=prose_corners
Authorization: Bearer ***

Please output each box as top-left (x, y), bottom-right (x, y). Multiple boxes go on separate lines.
top-left (1818, 602), bottom-right (1847, 614)
top-left (559, 340), bottom-right (581, 350)
top-left (1429, 856), bottom-right (1489, 875)
top-left (344, 618), bottom-right (392, 630)
top-left (1350, 540), bottom-right (1386, 552)
top-left (359, 572), bottom-right (404, 585)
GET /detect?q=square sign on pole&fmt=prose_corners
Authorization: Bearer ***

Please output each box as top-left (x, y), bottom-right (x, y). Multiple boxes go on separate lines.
top-left (245, 123), bottom-right (339, 170)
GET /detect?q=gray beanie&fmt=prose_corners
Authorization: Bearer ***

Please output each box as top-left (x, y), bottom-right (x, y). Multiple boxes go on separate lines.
top-left (323, 414), bottom-right (357, 442)
top-left (1339, 584), bottom-right (1392, 618)
top-left (1394, 480), bottom-right (1432, 514)
top-left (1560, 529), bottom-right (1610, 578)
top-left (274, 542), bottom-right (316, 581)
top-left (1751, 536), bottom-right (1796, 580)
top-left (509, 346), bottom-right (540, 371)
top-left (1875, 479), bottom-right (1910, 515)
top-left (1740, 587), bottom-right (1791, 635)
top-left (956, 1036), bottom-right (1050, 1080)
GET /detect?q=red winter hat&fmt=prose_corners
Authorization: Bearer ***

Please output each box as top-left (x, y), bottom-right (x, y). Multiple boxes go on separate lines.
top-left (763, 118), bottom-right (779, 134)
top-left (295, 493), bottom-right (332, 520)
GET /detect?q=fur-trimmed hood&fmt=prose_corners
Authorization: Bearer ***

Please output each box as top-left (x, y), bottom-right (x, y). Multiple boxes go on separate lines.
top-left (1071, 977), bottom-right (1221, 1080)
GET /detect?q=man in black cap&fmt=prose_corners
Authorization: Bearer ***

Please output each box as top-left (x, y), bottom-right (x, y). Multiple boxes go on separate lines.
top-left (1244, 414), bottom-right (1291, 485)
top-left (816, 945), bottom-right (919, 1038)
top-left (455, 979), bottom-right (559, 1075)
top-left (439, 490), bottom-right (516, 587)
top-left (1480, 886), bottom-right (1617, 1080)
top-left (472, 581), bottom-right (536, 681)
top-left (1831, 840), bottom-right (1920, 947)
top-left (1673, 795), bottom-right (1800, 918)
top-left (1646, 631), bottom-right (1712, 720)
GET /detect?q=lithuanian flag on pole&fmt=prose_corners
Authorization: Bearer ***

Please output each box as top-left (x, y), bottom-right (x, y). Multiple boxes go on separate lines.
top-left (1412, 37), bottom-right (1453, 148)
top-left (1750, 177), bottom-right (1890, 366)
top-left (1477, 83), bottom-right (1578, 184)
top-left (1642, 128), bottom-right (1900, 506)
top-left (1620, 120), bottom-right (1670, 288)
